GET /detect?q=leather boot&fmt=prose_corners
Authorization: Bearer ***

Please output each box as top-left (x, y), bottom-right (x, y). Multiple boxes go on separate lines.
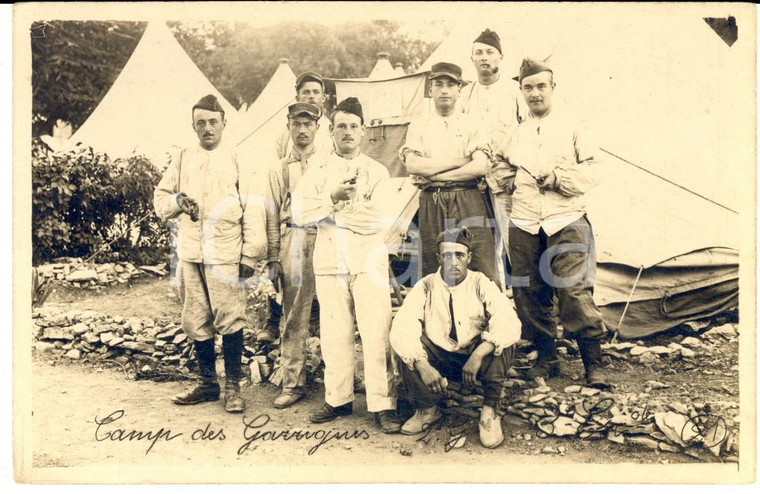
top-left (173, 338), bottom-right (220, 405)
top-left (578, 339), bottom-right (611, 389)
top-left (223, 331), bottom-right (246, 413)
top-left (526, 335), bottom-right (560, 380)
top-left (258, 297), bottom-right (281, 343)
top-left (309, 402), bottom-right (353, 424)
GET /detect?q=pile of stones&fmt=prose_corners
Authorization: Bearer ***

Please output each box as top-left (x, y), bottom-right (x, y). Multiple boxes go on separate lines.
top-left (32, 303), bottom-right (739, 462)
top-left (35, 258), bottom-right (168, 288)
top-left (32, 307), bottom-right (324, 385)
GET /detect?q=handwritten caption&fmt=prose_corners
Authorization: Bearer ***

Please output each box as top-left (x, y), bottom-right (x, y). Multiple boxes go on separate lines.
top-left (94, 410), bottom-right (369, 455)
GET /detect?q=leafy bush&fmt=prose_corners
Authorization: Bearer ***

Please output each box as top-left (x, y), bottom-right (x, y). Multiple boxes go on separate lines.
top-left (32, 140), bottom-right (170, 264)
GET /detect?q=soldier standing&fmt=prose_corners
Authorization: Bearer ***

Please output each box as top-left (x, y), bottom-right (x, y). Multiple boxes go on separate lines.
top-left (154, 94), bottom-right (266, 413)
top-left (264, 103), bottom-right (328, 409)
top-left (400, 62), bottom-right (498, 286)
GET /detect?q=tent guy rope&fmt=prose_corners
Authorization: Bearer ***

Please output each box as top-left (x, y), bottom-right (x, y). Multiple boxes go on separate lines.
top-left (600, 148), bottom-right (738, 215)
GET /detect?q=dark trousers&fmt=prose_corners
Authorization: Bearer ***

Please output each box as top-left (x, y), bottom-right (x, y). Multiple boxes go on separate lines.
top-left (419, 188), bottom-right (499, 288)
top-left (397, 334), bottom-right (513, 409)
top-left (508, 216), bottom-right (606, 342)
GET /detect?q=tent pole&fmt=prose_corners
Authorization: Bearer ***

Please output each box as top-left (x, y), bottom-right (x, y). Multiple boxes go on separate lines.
top-left (613, 265), bottom-right (644, 342)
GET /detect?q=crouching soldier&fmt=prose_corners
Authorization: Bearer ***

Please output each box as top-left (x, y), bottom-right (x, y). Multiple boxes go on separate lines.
top-left (390, 227), bottom-right (520, 448)
top-left (154, 94), bottom-right (266, 413)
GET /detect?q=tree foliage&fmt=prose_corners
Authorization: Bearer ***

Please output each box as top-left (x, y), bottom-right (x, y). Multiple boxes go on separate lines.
top-left (31, 21), bottom-right (146, 137)
top-left (31, 20), bottom-right (438, 135)
top-left (32, 141), bottom-right (169, 265)
top-left (170, 20), bottom-right (438, 107)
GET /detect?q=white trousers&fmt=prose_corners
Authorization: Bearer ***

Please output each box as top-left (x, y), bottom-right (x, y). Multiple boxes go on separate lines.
top-left (490, 190), bottom-right (512, 289)
top-left (315, 273), bottom-right (396, 412)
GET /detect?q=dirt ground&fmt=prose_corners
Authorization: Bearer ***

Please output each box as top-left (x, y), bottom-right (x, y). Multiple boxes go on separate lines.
top-left (28, 276), bottom-right (740, 477)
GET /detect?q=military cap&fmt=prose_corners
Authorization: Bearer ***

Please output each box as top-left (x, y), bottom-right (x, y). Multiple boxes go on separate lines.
top-left (295, 71), bottom-right (325, 92)
top-left (287, 102), bottom-right (320, 120)
top-left (428, 62), bottom-right (465, 84)
top-left (192, 94), bottom-right (225, 117)
top-left (518, 58), bottom-right (553, 82)
top-left (332, 97), bottom-right (363, 124)
top-left (436, 226), bottom-right (473, 251)
top-left (473, 28), bottom-right (502, 54)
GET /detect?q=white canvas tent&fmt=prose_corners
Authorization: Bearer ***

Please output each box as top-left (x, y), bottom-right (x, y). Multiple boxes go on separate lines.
top-left (241, 58), bottom-right (296, 135)
top-left (236, 59), bottom-right (297, 164)
top-left (67, 22), bottom-right (242, 164)
top-left (382, 8), bottom-right (747, 337)
top-left (419, 11), bottom-right (746, 215)
top-left (368, 52), bottom-right (396, 80)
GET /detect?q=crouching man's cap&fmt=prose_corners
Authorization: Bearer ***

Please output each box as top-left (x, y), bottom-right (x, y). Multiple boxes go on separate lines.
top-left (437, 226), bottom-right (473, 250)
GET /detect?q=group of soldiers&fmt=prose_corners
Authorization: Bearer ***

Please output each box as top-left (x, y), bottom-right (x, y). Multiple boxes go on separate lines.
top-left (153, 28), bottom-right (610, 449)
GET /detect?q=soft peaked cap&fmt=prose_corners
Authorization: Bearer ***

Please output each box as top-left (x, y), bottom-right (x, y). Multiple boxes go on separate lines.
top-left (473, 28), bottom-right (502, 54)
top-left (287, 102), bottom-right (320, 120)
top-left (437, 226), bottom-right (473, 251)
top-left (192, 94), bottom-right (225, 117)
top-left (295, 71), bottom-right (325, 92)
top-left (332, 97), bottom-right (364, 124)
top-left (429, 62), bottom-right (465, 84)
top-left (519, 58), bottom-right (553, 83)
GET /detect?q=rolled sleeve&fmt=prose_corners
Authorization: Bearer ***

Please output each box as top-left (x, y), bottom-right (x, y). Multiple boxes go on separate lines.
top-left (553, 129), bottom-right (603, 197)
top-left (390, 280), bottom-right (430, 370)
top-left (477, 275), bottom-right (521, 354)
top-left (153, 152), bottom-right (184, 221)
top-left (398, 120), bottom-right (426, 163)
top-left (466, 118), bottom-right (492, 158)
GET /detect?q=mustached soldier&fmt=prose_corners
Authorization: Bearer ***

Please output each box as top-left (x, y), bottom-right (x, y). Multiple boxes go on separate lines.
top-left (154, 94), bottom-right (266, 413)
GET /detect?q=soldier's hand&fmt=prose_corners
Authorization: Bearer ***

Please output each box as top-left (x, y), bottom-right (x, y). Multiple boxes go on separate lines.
top-left (330, 176), bottom-right (358, 203)
top-left (503, 176), bottom-right (517, 195)
top-left (239, 262), bottom-right (255, 280)
top-left (176, 192), bottom-right (199, 221)
top-left (267, 261), bottom-right (284, 292)
top-left (537, 170), bottom-right (558, 191)
top-left (462, 353), bottom-right (483, 387)
top-left (415, 360), bottom-right (448, 395)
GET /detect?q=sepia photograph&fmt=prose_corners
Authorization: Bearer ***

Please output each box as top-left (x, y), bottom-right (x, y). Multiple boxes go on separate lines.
top-left (11, 1), bottom-right (757, 484)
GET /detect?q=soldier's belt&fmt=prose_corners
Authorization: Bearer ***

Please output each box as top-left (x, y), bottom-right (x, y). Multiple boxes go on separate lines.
top-left (419, 182), bottom-right (480, 192)
top-left (284, 222), bottom-right (318, 233)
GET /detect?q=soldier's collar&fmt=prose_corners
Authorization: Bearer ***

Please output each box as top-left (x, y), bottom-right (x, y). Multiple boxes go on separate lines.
top-left (288, 145), bottom-right (315, 162)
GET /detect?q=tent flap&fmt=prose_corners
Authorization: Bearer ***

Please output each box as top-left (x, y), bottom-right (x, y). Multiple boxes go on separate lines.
top-left (602, 278), bottom-right (738, 340)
